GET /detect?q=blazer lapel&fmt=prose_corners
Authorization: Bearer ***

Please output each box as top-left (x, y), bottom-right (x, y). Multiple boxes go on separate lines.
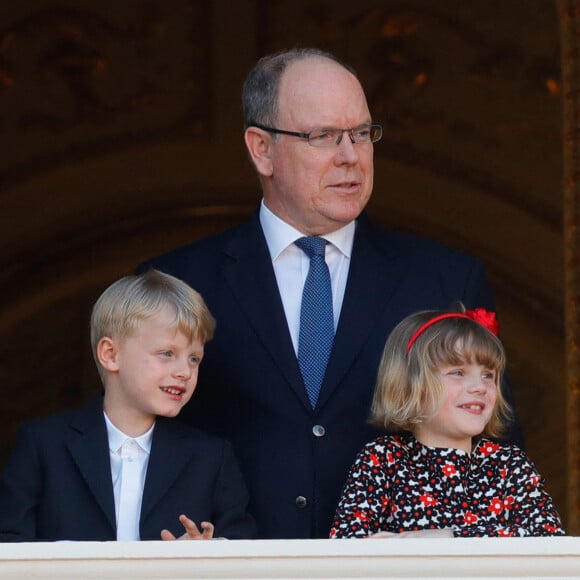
top-left (317, 216), bottom-right (400, 409)
top-left (221, 215), bottom-right (310, 408)
top-left (140, 418), bottom-right (196, 521)
top-left (216, 213), bottom-right (404, 412)
top-left (66, 397), bottom-right (116, 531)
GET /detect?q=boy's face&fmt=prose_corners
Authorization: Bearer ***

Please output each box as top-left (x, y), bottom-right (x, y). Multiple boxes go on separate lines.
top-left (100, 306), bottom-right (204, 433)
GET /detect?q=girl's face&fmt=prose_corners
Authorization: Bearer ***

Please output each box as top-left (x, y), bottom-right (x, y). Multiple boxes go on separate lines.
top-left (413, 361), bottom-right (498, 452)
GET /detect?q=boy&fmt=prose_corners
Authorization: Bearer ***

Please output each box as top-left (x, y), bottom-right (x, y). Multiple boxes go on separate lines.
top-left (0, 270), bottom-right (255, 541)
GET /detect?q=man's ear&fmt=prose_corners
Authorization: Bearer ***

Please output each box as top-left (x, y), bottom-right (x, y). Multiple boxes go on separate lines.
top-left (97, 337), bottom-right (120, 372)
top-left (244, 127), bottom-right (274, 177)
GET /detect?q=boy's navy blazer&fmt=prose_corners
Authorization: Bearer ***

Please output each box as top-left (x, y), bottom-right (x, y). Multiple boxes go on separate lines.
top-left (138, 210), bottom-right (520, 539)
top-left (0, 396), bottom-right (255, 541)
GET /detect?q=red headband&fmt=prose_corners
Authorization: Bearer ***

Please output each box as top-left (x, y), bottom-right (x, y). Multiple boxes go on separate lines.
top-left (405, 308), bottom-right (500, 355)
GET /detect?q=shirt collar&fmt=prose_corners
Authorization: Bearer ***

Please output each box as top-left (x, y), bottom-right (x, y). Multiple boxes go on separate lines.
top-left (104, 412), bottom-right (155, 454)
top-left (259, 199), bottom-right (355, 260)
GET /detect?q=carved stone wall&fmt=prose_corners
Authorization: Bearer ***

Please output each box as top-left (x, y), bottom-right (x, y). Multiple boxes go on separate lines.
top-left (0, 0), bottom-right (572, 530)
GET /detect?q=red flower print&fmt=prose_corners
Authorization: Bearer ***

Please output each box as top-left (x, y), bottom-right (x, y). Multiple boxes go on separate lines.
top-left (442, 463), bottom-right (457, 477)
top-left (530, 475), bottom-right (540, 486)
top-left (369, 453), bottom-right (380, 466)
top-left (463, 511), bottom-right (478, 524)
top-left (543, 524), bottom-right (559, 533)
top-left (481, 442), bottom-right (500, 456)
top-left (503, 496), bottom-right (515, 509)
top-left (381, 496), bottom-right (391, 510)
top-left (499, 468), bottom-right (507, 479)
top-left (354, 510), bottom-right (370, 522)
top-left (498, 528), bottom-right (514, 537)
top-left (420, 494), bottom-right (438, 507)
top-left (387, 452), bottom-right (394, 463)
top-left (487, 497), bottom-right (505, 515)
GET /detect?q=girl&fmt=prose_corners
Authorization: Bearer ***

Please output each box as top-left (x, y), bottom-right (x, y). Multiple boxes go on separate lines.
top-left (330, 307), bottom-right (565, 538)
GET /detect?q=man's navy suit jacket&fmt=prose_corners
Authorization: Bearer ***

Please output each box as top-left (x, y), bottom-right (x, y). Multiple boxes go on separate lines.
top-left (138, 211), bottom-right (520, 539)
top-left (0, 397), bottom-right (255, 541)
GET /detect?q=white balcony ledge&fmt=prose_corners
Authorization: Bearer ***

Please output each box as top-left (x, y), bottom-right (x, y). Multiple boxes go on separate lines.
top-left (0, 536), bottom-right (579, 579)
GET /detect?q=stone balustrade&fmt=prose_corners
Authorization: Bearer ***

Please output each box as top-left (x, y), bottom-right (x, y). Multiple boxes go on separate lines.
top-left (0, 536), bottom-right (579, 579)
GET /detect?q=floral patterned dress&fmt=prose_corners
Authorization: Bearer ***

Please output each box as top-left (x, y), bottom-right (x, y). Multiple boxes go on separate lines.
top-left (330, 433), bottom-right (565, 538)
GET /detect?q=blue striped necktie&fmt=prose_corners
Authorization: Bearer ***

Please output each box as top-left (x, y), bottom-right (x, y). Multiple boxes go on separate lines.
top-left (295, 236), bottom-right (335, 408)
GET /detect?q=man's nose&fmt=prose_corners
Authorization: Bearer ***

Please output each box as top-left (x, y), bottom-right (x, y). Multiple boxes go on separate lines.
top-left (334, 131), bottom-right (360, 163)
top-left (334, 129), bottom-right (357, 145)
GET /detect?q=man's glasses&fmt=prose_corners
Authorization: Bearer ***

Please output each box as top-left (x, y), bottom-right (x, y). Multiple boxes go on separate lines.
top-left (253, 123), bottom-right (383, 147)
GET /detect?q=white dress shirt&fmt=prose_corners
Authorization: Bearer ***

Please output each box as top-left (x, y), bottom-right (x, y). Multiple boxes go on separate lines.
top-left (104, 413), bottom-right (154, 541)
top-left (259, 200), bottom-right (355, 353)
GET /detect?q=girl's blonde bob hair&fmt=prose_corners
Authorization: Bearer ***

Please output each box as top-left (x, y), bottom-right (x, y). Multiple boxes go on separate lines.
top-left (370, 306), bottom-right (511, 438)
top-left (90, 270), bottom-right (216, 377)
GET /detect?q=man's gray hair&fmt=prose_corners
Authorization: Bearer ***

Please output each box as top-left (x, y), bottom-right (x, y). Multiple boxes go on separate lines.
top-left (242, 48), bottom-right (357, 130)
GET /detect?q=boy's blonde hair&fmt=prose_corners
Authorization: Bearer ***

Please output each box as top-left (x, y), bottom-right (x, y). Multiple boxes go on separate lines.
top-left (370, 307), bottom-right (511, 438)
top-left (90, 270), bottom-right (216, 377)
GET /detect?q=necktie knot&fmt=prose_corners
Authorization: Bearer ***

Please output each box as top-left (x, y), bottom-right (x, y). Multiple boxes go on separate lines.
top-left (295, 236), bottom-right (327, 259)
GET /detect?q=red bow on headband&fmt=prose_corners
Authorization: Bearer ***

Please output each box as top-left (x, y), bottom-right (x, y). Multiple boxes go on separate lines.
top-left (465, 308), bottom-right (500, 335)
top-left (405, 308), bottom-right (499, 354)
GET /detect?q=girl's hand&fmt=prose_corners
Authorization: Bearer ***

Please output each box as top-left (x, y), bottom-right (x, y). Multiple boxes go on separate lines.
top-left (160, 514), bottom-right (215, 540)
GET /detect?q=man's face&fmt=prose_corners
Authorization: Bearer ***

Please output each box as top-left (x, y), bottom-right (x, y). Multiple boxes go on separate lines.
top-left (261, 58), bottom-right (375, 235)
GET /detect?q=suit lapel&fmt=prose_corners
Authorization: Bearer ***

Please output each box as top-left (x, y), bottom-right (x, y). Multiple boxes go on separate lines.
top-left (140, 418), bottom-right (196, 521)
top-left (217, 214), bottom-right (403, 412)
top-left (66, 397), bottom-right (116, 531)
top-left (221, 215), bottom-right (310, 408)
top-left (317, 217), bottom-right (399, 409)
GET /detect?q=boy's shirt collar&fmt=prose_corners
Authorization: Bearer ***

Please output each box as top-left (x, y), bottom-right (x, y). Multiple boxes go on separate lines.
top-left (103, 412), bottom-right (155, 454)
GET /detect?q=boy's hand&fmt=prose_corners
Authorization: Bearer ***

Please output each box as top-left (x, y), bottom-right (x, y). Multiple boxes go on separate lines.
top-left (160, 514), bottom-right (215, 540)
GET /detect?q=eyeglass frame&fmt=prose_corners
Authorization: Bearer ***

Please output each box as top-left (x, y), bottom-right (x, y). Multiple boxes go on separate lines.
top-left (251, 123), bottom-right (383, 147)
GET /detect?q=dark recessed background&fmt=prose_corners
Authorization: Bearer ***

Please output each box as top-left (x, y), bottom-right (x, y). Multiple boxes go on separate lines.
top-left (0, 0), bottom-right (574, 531)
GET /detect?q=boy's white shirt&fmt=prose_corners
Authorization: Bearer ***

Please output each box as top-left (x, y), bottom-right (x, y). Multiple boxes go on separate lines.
top-left (104, 412), bottom-right (154, 541)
